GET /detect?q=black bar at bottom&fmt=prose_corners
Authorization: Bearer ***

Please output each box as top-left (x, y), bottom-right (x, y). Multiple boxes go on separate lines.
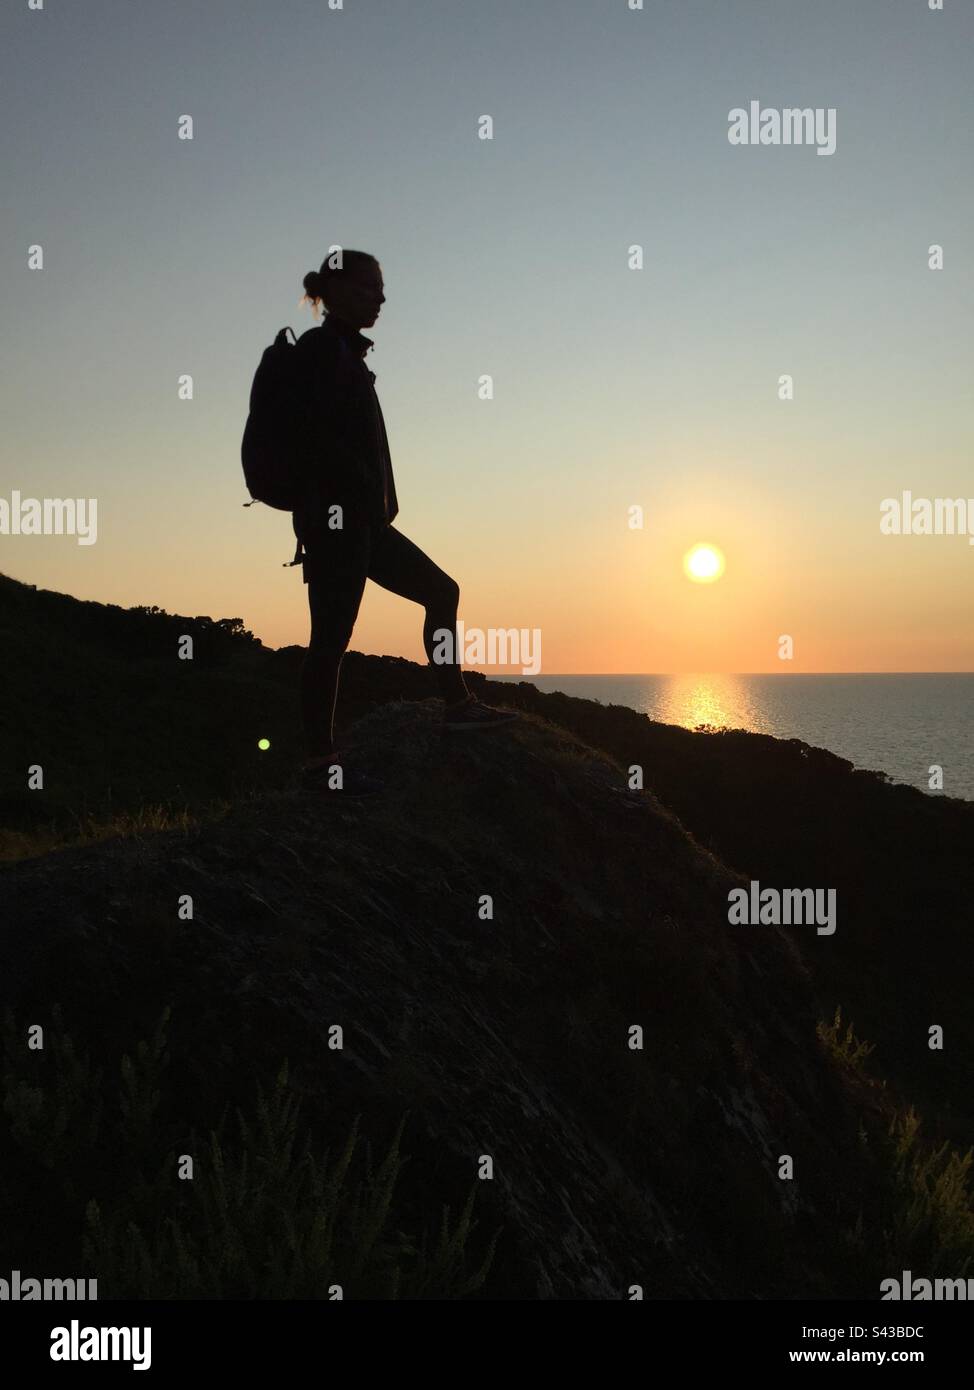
top-left (1, 1298), bottom-right (969, 1374)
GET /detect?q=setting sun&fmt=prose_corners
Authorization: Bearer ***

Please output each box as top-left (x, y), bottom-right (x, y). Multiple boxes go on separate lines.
top-left (683, 543), bottom-right (726, 584)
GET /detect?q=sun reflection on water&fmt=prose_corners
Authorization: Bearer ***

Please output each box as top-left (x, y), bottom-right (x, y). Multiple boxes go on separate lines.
top-left (654, 675), bottom-right (772, 735)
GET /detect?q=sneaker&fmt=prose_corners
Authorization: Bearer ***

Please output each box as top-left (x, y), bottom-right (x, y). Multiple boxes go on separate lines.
top-left (442, 695), bottom-right (520, 732)
top-left (299, 755), bottom-right (384, 796)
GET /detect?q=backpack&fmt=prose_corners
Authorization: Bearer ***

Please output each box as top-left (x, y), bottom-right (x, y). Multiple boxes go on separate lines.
top-left (241, 326), bottom-right (307, 566)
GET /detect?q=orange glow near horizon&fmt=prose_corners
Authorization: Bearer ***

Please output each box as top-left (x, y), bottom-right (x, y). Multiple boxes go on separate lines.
top-left (4, 466), bottom-right (973, 676)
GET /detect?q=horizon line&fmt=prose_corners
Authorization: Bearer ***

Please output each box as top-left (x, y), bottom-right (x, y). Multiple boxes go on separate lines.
top-left (489, 670), bottom-right (974, 678)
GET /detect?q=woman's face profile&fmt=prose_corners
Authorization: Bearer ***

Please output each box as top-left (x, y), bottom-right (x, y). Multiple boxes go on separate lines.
top-left (324, 262), bottom-right (385, 329)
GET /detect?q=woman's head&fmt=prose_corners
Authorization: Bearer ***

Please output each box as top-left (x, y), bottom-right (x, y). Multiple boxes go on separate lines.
top-left (303, 250), bottom-right (385, 329)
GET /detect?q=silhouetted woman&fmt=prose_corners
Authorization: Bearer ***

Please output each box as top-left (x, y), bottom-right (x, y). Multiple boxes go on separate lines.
top-left (293, 249), bottom-right (517, 793)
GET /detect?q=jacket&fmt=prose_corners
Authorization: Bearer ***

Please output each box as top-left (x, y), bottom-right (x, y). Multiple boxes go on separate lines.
top-left (291, 316), bottom-right (399, 549)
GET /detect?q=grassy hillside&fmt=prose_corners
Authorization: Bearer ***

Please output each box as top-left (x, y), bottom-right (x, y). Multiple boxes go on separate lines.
top-left (1, 572), bottom-right (972, 1297)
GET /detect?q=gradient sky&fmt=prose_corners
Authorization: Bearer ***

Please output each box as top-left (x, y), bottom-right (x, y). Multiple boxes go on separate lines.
top-left (2, 0), bottom-right (972, 673)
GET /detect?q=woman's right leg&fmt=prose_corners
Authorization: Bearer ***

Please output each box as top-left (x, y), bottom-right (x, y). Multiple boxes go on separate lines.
top-left (300, 522), bottom-right (371, 759)
top-left (300, 620), bottom-right (348, 759)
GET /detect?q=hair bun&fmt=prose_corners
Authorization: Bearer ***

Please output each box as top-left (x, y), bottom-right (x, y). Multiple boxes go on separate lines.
top-left (303, 269), bottom-right (323, 299)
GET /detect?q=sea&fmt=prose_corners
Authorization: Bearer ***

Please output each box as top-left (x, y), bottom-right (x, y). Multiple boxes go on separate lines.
top-left (494, 674), bottom-right (974, 802)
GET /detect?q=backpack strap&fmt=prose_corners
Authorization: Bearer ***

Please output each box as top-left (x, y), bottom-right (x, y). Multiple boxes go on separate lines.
top-left (283, 537), bottom-right (304, 568)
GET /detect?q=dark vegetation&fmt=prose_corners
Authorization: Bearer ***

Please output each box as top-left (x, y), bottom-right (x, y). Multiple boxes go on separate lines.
top-left (1, 572), bottom-right (972, 1297)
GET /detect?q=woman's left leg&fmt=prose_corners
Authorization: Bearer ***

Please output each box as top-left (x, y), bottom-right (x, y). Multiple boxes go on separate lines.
top-left (367, 525), bottom-right (469, 705)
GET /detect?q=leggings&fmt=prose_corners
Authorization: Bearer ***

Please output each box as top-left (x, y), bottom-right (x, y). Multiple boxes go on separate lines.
top-left (301, 521), bottom-right (469, 757)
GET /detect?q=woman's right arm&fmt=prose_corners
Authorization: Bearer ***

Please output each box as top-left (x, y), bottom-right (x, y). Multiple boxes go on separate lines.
top-left (297, 336), bottom-right (371, 504)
